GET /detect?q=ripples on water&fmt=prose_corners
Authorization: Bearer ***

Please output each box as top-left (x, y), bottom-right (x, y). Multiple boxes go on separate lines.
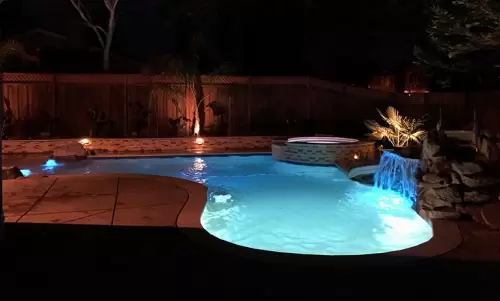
top-left (22, 155), bottom-right (433, 255)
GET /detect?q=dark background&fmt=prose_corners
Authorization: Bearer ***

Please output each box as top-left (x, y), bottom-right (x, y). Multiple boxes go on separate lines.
top-left (0, 0), bottom-right (430, 85)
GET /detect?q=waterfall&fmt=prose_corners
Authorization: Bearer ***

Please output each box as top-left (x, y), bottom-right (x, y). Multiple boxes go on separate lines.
top-left (373, 151), bottom-right (419, 203)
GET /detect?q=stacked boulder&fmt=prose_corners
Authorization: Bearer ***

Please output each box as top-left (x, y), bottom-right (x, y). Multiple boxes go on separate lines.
top-left (51, 142), bottom-right (89, 161)
top-left (417, 129), bottom-right (500, 220)
top-left (2, 166), bottom-right (24, 180)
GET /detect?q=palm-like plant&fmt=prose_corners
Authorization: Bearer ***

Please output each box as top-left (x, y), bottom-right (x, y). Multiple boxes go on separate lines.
top-left (365, 106), bottom-right (426, 147)
top-left (0, 40), bottom-right (39, 71)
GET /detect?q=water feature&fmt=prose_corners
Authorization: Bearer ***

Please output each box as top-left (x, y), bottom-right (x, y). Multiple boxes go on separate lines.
top-left (374, 151), bottom-right (420, 204)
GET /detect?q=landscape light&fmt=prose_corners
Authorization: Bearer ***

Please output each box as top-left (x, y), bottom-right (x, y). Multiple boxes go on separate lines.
top-left (195, 137), bottom-right (204, 145)
top-left (79, 138), bottom-right (90, 145)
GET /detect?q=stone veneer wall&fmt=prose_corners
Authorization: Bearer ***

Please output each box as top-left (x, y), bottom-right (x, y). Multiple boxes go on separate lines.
top-left (272, 141), bottom-right (376, 168)
top-left (2, 136), bottom-right (276, 154)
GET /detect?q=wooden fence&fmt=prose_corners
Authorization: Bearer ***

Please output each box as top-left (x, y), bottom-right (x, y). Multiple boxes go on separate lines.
top-left (396, 92), bottom-right (500, 133)
top-left (1, 73), bottom-right (499, 138)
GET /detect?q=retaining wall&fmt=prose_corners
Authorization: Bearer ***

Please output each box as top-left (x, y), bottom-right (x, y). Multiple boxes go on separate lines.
top-left (2, 136), bottom-right (276, 154)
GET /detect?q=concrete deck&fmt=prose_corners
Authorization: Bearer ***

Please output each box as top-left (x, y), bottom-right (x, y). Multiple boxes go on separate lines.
top-left (3, 174), bottom-right (207, 227)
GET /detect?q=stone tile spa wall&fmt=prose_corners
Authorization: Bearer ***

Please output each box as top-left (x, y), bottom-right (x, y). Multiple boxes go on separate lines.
top-left (2, 136), bottom-right (277, 154)
top-left (272, 141), bottom-right (376, 166)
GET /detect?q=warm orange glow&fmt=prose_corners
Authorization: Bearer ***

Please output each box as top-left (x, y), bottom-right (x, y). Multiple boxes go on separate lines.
top-left (353, 154), bottom-right (360, 160)
top-left (195, 137), bottom-right (204, 145)
top-left (404, 89), bottom-right (429, 94)
top-left (194, 118), bottom-right (200, 136)
top-left (79, 138), bottom-right (90, 145)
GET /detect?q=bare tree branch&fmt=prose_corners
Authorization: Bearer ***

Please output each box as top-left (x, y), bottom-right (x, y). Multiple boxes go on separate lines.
top-left (70, 0), bottom-right (106, 48)
top-left (104, 0), bottom-right (118, 12)
top-left (69, 0), bottom-right (120, 71)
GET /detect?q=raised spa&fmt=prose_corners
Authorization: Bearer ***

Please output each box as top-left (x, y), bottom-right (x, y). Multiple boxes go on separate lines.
top-left (19, 155), bottom-right (432, 256)
top-left (272, 136), bottom-right (376, 166)
top-left (287, 137), bottom-right (360, 144)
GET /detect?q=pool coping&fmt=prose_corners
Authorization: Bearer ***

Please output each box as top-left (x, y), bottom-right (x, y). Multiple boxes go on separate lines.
top-left (177, 181), bottom-right (463, 267)
top-left (2, 149), bottom-right (271, 160)
top-left (89, 150), bottom-right (272, 159)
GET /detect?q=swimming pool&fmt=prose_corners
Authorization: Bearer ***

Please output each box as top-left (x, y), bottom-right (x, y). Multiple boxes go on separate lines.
top-left (21, 155), bottom-right (433, 256)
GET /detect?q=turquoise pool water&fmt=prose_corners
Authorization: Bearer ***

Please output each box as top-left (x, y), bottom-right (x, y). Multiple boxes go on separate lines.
top-left (21, 155), bottom-right (433, 255)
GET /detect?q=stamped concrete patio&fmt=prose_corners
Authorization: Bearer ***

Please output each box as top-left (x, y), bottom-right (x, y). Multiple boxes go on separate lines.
top-left (3, 174), bottom-right (206, 227)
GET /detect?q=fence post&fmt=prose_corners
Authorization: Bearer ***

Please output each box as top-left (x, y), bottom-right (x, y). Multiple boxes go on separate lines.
top-left (306, 76), bottom-right (312, 120)
top-left (228, 95), bottom-right (232, 136)
top-left (185, 82), bottom-right (191, 136)
top-left (464, 91), bottom-right (471, 129)
top-left (423, 93), bottom-right (429, 122)
top-left (0, 73), bottom-right (3, 242)
top-left (52, 74), bottom-right (57, 136)
top-left (124, 75), bottom-right (128, 137)
top-left (247, 78), bottom-right (252, 135)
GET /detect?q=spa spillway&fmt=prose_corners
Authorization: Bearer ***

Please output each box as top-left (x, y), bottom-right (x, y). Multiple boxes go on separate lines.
top-left (272, 136), bottom-right (376, 166)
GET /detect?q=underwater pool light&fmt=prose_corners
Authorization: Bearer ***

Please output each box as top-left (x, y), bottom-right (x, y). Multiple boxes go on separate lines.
top-left (42, 159), bottom-right (63, 171)
top-left (20, 169), bottom-right (32, 177)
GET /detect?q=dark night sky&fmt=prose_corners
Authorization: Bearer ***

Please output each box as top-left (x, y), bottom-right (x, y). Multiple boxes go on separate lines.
top-left (0, 0), bottom-right (430, 83)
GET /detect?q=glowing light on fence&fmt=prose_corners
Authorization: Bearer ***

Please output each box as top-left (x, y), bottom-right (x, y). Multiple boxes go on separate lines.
top-left (194, 119), bottom-right (200, 136)
top-left (354, 154), bottom-right (360, 160)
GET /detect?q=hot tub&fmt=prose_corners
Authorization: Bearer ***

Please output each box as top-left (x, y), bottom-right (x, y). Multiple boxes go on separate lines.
top-left (272, 136), bottom-right (376, 167)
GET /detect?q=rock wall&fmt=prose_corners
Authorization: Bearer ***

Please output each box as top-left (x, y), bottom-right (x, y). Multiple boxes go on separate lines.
top-left (417, 129), bottom-right (500, 220)
top-left (2, 166), bottom-right (24, 180)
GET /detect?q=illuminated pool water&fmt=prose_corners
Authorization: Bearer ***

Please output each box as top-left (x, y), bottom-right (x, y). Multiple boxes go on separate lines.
top-left (21, 155), bottom-right (433, 255)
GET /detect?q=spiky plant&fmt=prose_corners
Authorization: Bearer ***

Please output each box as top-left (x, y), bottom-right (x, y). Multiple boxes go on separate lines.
top-left (0, 40), bottom-right (39, 71)
top-left (365, 106), bottom-right (426, 147)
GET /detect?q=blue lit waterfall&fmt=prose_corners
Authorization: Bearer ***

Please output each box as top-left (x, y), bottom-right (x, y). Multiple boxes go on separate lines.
top-left (373, 151), bottom-right (420, 203)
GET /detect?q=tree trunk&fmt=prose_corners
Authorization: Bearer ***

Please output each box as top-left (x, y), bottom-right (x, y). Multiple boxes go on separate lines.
top-left (103, 10), bottom-right (115, 73)
top-left (103, 44), bottom-right (111, 72)
top-left (194, 74), bottom-right (204, 134)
